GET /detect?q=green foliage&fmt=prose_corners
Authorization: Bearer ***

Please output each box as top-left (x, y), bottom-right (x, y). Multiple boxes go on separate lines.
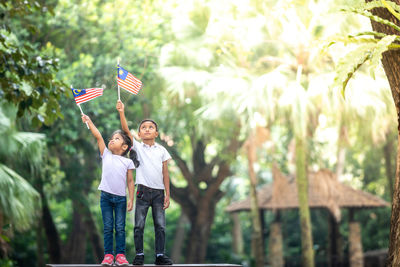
top-left (333, 0), bottom-right (400, 96)
top-left (0, 105), bottom-right (41, 231)
top-left (0, 259), bottom-right (14, 267)
top-left (0, 164), bottom-right (39, 230)
top-left (0, 1), bottom-right (67, 126)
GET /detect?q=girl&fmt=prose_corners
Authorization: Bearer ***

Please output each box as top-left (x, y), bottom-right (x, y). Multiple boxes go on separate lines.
top-left (81, 114), bottom-right (139, 266)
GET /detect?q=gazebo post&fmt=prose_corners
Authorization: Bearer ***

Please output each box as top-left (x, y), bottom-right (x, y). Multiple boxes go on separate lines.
top-left (268, 210), bottom-right (284, 267)
top-left (348, 208), bottom-right (364, 267)
top-left (231, 212), bottom-right (244, 255)
top-left (327, 210), bottom-right (343, 267)
top-left (260, 209), bottom-right (266, 252)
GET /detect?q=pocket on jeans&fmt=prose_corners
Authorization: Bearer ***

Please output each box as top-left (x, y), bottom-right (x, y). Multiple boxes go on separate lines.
top-left (136, 190), bottom-right (143, 199)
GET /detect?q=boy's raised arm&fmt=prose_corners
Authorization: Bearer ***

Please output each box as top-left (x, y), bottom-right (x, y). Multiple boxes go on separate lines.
top-left (116, 100), bottom-right (134, 143)
top-left (82, 114), bottom-right (106, 155)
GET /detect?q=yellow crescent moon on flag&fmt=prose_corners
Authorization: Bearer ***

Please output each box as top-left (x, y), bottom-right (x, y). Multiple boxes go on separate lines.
top-left (119, 70), bottom-right (124, 75)
top-left (73, 89), bottom-right (81, 94)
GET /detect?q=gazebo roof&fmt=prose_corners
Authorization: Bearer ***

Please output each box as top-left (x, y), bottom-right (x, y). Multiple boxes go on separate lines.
top-left (226, 167), bottom-right (389, 221)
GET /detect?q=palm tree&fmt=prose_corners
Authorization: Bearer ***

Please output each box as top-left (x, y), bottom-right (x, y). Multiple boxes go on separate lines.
top-left (0, 104), bottom-right (41, 257)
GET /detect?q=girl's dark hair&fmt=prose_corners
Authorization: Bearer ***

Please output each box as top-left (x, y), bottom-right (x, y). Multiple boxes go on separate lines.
top-left (138, 119), bottom-right (158, 132)
top-left (111, 130), bottom-right (140, 168)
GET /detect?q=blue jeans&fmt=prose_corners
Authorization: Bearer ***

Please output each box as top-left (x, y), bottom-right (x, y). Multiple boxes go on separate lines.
top-left (100, 191), bottom-right (127, 255)
top-left (134, 184), bottom-right (166, 255)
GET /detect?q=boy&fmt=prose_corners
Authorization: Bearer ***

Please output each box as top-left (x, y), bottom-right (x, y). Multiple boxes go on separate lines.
top-left (116, 100), bottom-right (173, 265)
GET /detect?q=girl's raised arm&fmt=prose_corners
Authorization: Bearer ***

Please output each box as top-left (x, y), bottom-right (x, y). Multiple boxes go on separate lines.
top-left (82, 114), bottom-right (106, 155)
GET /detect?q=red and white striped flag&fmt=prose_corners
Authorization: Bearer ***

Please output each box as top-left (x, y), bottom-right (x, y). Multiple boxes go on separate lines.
top-left (71, 88), bottom-right (103, 105)
top-left (117, 65), bottom-right (143, 95)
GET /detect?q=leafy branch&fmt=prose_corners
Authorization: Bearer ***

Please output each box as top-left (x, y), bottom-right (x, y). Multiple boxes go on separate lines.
top-left (332, 1), bottom-right (400, 97)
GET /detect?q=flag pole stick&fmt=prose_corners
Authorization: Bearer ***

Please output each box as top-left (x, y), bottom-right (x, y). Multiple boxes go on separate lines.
top-left (72, 85), bottom-right (89, 129)
top-left (117, 57), bottom-right (120, 101)
top-left (79, 104), bottom-right (90, 129)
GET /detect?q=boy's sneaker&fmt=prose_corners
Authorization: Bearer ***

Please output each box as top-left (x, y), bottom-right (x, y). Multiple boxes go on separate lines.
top-left (101, 254), bottom-right (114, 266)
top-left (132, 254), bottom-right (144, 265)
top-left (115, 254), bottom-right (129, 266)
top-left (155, 254), bottom-right (173, 265)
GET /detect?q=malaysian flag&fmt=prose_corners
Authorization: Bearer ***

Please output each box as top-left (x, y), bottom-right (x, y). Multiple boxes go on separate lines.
top-left (71, 87), bottom-right (103, 105)
top-left (117, 65), bottom-right (143, 95)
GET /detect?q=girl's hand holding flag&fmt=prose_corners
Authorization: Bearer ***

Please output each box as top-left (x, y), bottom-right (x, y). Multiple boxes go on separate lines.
top-left (81, 114), bottom-right (92, 124)
top-left (71, 85), bottom-right (103, 129)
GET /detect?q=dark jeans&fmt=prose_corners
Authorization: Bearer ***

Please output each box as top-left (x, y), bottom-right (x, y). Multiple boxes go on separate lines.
top-left (100, 191), bottom-right (127, 255)
top-left (134, 184), bottom-right (166, 255)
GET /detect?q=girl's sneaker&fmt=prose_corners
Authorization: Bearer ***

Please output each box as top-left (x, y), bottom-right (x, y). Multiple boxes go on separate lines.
top-left (115, 254), bottom-right (129, 266)
top-left (101, 254), bottom-right (114, 266)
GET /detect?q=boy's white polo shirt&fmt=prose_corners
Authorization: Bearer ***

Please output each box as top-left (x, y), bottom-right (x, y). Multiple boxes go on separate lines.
top-left (133, 139), bottom-right (171, 190)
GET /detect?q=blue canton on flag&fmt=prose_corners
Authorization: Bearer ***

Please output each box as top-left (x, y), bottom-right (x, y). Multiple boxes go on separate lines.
top-left (72, 88), bottom-right (86, 97)
top-left (118, 68), bottom-right (129, 80)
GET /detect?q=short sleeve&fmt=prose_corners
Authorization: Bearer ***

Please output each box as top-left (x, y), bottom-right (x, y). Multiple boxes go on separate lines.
top-left (127, 159), bottom-right (135, 170)
top-left (132, 138), bottom-right (141, 151)
top-left (101, 147), bottom-right (110, 158)
top-left (162, 147), bottom-right (172, 163)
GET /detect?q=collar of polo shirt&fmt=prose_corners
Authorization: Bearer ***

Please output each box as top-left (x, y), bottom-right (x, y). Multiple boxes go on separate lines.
top-left (142, 142), bottom-right (158, 148)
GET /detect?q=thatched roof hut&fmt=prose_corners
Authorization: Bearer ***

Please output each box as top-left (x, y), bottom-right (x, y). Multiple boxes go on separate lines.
top-left (226, 167), bottom-right (389, 221)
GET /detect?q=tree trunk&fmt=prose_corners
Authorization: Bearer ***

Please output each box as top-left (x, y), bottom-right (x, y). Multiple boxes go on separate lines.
top-left (247, 135), bottom-right (265, 267)
top-left (364, 1), bottom-right (400, 265)
top-left (336, 122), bottom-right (347, 180)
top-left (63, 199), bottom-right (87, 263)
top-left (174, 184), bottom-right (226, 263)
top-left (0, 211), bottom-right (7, 257)
top-left (83, 204), bottom-right (103, 263)
top-left (383, 134), bottom-right (395, 201)
top-left (142, 101), bottom-right (151, 118)
top-left (167, 133), bottom-right (241, 263)
top-left (389, 133), bottom-right (400, 265)
top-left (171, 212), bottom-right (188, 263)
top-left (336, 146), bottom-right (346, 180)
top-left (185, 199), bottom-right (216, 262)
top-left (268, 211), bottom-right (284, 267)
top-left (231, 212), bottom-right (244, 255)
top-left (295, 136), bottom-right (314, 267)
top-left (260, 210), bottom-right (266, 252)
top-left (41, 195), bottom-right (62, 263)
top-left (349, 209), bottom-right (364, 267)
top-left (334, 123), bottom-right (346, 266)
top-left (36, 217), bottom-right (44, 267)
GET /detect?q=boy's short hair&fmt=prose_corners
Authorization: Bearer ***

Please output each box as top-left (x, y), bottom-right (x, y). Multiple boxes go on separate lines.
top-left (138, 119), bottom-right (158, 132)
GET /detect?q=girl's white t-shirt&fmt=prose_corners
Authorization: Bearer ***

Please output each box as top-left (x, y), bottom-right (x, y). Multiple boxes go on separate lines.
top-left (133, 139), bottom-right (171, 189)
top-left (98, 147), bottom-right (135, 196)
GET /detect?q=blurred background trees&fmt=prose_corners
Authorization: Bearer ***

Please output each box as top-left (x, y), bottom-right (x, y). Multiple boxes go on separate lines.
top-left (0, 0), bottom-right (396, 266)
